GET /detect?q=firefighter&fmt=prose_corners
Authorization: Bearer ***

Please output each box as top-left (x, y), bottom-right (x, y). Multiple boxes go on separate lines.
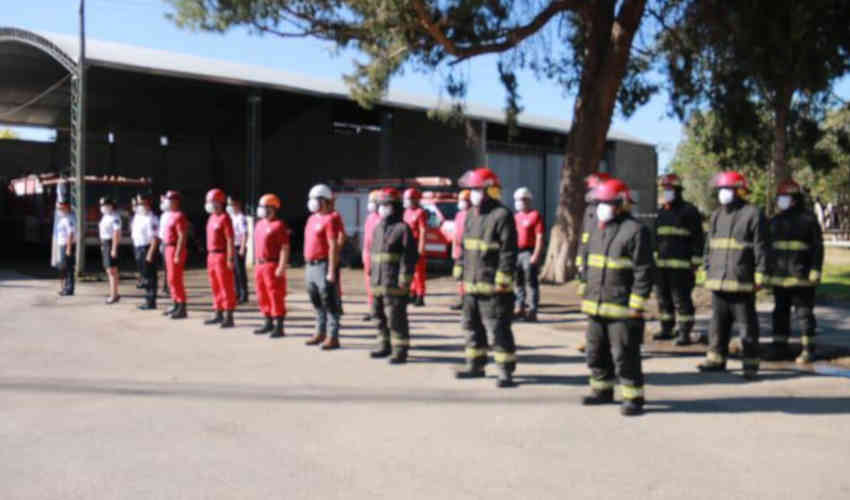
top-left (131, 195), bottom-right (145, 289)
top-left (652, 173), bottom-right (704, 345)
top-left (162, 190), bottom-right (189, 319)
top-left (698, 171), bottom-right (769, 379)
top-left (403, 188), bottom-right (428, 306)
top-left (579, 178), bottom-right (653, 416)
top-left (575, 172), bottom-right (611, 353)
top-left (227, 196), bottom-right (250, 304)
top-left (203, 188), bottom-right (237, 328)
top-left (361, 190), bottom-right (381, 321)
top-left (453, 168), bottom-right (518, 388)
top-left (55, 200), bottom-right (76, 296)
top-left (449, 189), bottom-right (471, 311)
top-left (513, 187), bottom-right (544, 322)
top-left (766, 180), bottom-right (824, 364)
top-left (99, 197), bottom-right (122, 304)
top-left (303, 184), bottom-right (342, 350)
top-left (368, 187), bottom-right (419, 364)
top-left (252, 194), bottom-right (290, 338)
top-left (133, 194), bottom-right (160, 310)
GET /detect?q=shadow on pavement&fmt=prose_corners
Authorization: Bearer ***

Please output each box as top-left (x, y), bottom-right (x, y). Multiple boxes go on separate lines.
top-left (514, 374), bottom-right (586, 386)
top-left (646, 370), bottom-right (806, 386)
top-left (647, 396), bottom-right (850, 415)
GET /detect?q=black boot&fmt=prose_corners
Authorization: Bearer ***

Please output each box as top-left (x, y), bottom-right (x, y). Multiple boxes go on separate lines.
top-left (697, 361), bottom-right (726, 372)
top-left (361, 313), bottom-right (373, 322)
top-left (163, 303), bottom-right (178, 316)
top-left (370, 341), bottom-right (391, 358)
top-left (765, 341), bottom-right (793, 361)
top-left (170, 302), bottom-right (187, 319)
top-left (496, 365), bottom-right (515, 388)
top-left (621, 398), bottom-right (645, 416)
top-left (254, 317), bottom-right (274, 335)
top-left (204, 310), bottom-right (223, 325)
top-left (525, 310), bottom-right (538, 322)
top-left (652, 328), bottom-right (675, 341)
top-left (581, 389), bottom-right (615, 405)
top-left (673, 331), bottom-right (691, 346)
top-left (449, 301), bottom-right (463, 311)
top-left (414, 295), bottom-right (425, 307)
top-left (219, 310), bottom-right (235, 329)
top-left (138, 300), bottom-right (157, 310)
top-left (454, 360), bottom-right (486, 379)
top-left (269, 317), bottom-right (285, 338)
top-left (388, 348), bottom-right (408, 364)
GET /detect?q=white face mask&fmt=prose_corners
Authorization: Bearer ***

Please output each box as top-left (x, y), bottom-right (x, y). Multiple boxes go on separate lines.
top-left (514, 200), bottom-right (527, 212)
top-left (457, 200), bottom-right (469, 211)
top-left (256, 206), bottom-right (267, 218)
top-left (403, 199), bottom-right (413, 209)
top-left (470, 190), bottom-right (484, 207)
top-left (378, 205), bottom-right (393, 218)
top-left (777, 195), bottom-right (793, 211)
top-left (160, 201), bottom-right (168, 212)
top-left (663, 190), bottom-right (676, 203)
top-left (226, 206), bottom-right (235, 216)
top-left (596, 203), bottom-right (616, 223)
top-left (100, 206), bottom-right (111, 215)
top-left (367, 202), bottom-right (377, 213)
top-left (718, 188), bottom-right (735, 205)
top-left (204, 202), bottom-right (215, 214)
top-left (134, 206), bottom-right (144, 216)
top-left (307, 198), bottom-right (320, 213)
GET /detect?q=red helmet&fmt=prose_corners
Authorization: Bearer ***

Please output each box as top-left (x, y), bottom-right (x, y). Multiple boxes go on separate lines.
top-left (206, 188), bottom-right (226, 204)
top-left (165, 190), bottom-right (182, 201)
top-left (659, 173), bottom-right (682, 189)
top-left (777, 179), bottom-right (801, 196)
top-left (459, 167), bottom-right (501, 189)
top-left (403, 188), bottom-right (421, 200)
top-left (585, 172), bottom-right (612, 190)
top-left (713, 171), bottom-right (748, 190)
top-left (594, 178), bottom-right (631, 203)
top-left (378, 187), bottom-right (401, 204)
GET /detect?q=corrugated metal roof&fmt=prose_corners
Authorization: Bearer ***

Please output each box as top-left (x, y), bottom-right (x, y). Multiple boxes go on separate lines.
top-left (25, 29), bottom-right (654, 146)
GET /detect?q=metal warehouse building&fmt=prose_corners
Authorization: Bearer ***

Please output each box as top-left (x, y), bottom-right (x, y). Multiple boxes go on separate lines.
top-left (1, 27), bottom-right (657, 243)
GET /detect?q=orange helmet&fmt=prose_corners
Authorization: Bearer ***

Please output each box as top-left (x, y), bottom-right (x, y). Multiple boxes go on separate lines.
top-left (594, 178), bottom-right (631, 204)
top-left (206, 188), bottom-right (226, 204)
top-left (259, 193), bottom-right (280, 209)
top-left (713, 171), bottom-right (748, 191)
top-left (403, 188), bottom-right (421, 200)
top-left (458, 189), bottom-right (471, 202)
top-left (459, 167), bottom-right (501, 188)
top-left (368, 190), bottom-right (380, 202)
top-left (378, 187), bottom-right (401, 204)
top-left (659, 173), bottom-right (682, 189)
top-left (777, 179), bottom-right (801, 196)
top-left (585, 172), bottom-right (612, 190)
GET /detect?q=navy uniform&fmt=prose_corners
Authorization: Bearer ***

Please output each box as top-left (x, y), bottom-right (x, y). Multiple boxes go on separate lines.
top-left (132, 195), bottom-right (160, 310)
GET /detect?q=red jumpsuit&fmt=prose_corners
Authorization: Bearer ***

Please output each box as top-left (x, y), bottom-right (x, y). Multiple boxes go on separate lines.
top-left (163, 211), bottom-right (188, 304)
top-left (362, 211), bottom-right (381, 307)
top-left (403, 206), bottom-right (428, 297)
top-left (330, 210), bottom-right (346, 297)
top-left (206, 212), bottom-right (236, 312)
top-left (254, 218), bottom-right (290, 318)
top-left (453, 208), bottom-right (468, 297)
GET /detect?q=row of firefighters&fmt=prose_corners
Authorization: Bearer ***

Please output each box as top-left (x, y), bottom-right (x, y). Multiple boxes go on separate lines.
top-left (51, 167), bottom-right (823, 416)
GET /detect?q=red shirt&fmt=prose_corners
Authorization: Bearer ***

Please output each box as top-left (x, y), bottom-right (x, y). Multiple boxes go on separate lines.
top-left (206, 212), bottom-right (234, 252)
top-left (254, 218), bottom-right (290, 261)
top-left (164, 212), bottom-right (188, 245)
top-left (330, 211), bottom-right (346, 238)
top-left (362, 212), bottom-right (381, 258)
top-left (403, 207), bottom-right (427, 241)
top-left (515, 210), bottom-right (544, 249)
top-left (452, 209), bottom-right (468, 259)
top-left (304, 212), bottom-right (340, 261)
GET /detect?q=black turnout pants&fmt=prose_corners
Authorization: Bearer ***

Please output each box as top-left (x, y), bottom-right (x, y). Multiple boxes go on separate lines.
top-left (373, 295), bottom-right (410, 352)
top-left (772, 286), bottom-right (816, 350)
top-left (461, 293), bottom-right (517, 372)
top-left (655, 268), bottom-right (696, 336)
top-left (585, 316), bottom-right (644, 399)
top-left (708, 291), bottom-right (760, 371)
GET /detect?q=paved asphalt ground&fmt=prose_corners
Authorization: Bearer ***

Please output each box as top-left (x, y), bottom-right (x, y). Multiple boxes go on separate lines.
top-left (1, 267), bottom-right (849, 500)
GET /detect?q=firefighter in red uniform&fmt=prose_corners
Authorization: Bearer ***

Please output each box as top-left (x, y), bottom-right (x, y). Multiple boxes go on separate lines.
top-left (450, 189), bottom-right (471, 311)
top-left (362, 190), bottom-right (381, 321)
top-left (513, 187), bottom-right (545, 322)
top-left (252, 194), bottom-right (291, 338)
top-left (162, 190), bottom-right (188, 319)
top-left (403, 188), bottom-right (428, 307)
top-left (203, 188), bottom-right (237, 328)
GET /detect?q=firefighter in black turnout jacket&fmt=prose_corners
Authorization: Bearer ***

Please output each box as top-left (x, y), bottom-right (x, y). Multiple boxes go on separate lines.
top-left (575, 172), bottom-right (611, 353)
top-left (453, 167), bottom-right (519, 388)
top-left (698, 171), bottom-right (769, 379)
top-left (653, 173), bottom-right (704, 345)
top-left (766, 180), bottom-right (824, 364)
top-left (368, 187), bottom-right (419, 364)
top-left (580, 178), bottom-right (654, 416)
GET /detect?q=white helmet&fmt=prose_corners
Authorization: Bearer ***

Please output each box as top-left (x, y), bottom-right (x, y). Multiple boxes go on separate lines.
top-left (513, 187), bottom-right (533, 200)
top-left (308, 184), bottom-right (333, 200)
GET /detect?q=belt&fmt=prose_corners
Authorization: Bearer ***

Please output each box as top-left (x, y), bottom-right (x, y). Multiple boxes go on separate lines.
top-left (306, 259), bottom-right (328, 265)
top-left (258, 258), bottom-right (278, 264)
top-left (209, 249), bottom-right (225, 254)
top-left (165, 243), bottom-right (176, 247)
top-left (519, 247), bottom-right (535, 251)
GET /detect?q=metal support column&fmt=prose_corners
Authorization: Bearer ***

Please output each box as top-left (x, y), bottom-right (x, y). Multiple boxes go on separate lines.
top-left (379, 110), bottom-right (394, 174)
top-left (71, 0), bottom-right (87, 275)
top-left (245, 93), bottom-right (262, 212)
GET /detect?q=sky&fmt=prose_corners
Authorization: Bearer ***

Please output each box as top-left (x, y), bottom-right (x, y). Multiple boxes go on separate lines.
top-left (5, 0), bottom-right (849, 170)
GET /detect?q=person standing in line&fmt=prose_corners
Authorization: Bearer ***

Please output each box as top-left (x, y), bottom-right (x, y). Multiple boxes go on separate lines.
top-left (252, 194), bottom-right (290, 338)
top-left (203, 188), bottom-right (237, 328)
top-left (55, 200), bottom-right (76, 296)
top-left (130, 195), bottom-right (145, 289)
top-left (512, 187), bottom-right (545, 322)
top-left (403, 188), bottom-right (428, 306)
top-left (162, 190), bottom-right (189, 319)
top-left (133, 194), bottom-right (160, 310)
top-left (159, 194), bottom-right (172, 296)
top-left (449, 190), bottom-right (471, 311)
top-left (575, 172), bottom-right (611, 353)
top-left (99, 197), bottom-right (122, 304)
top-left (227, 196), bottom-right (250, 304)
top-left (303, 184), bottom-right (342, 350)
top-left (361, 190), bottom-right (381, 321)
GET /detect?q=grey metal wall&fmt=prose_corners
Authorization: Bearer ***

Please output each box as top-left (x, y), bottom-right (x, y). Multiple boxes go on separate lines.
top-left (488, 151), bottom-right (545, 212)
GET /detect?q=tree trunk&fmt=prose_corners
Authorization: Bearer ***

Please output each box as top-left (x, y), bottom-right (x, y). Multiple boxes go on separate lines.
top-left (771, 84), bottom-right (794, 184)
top-left (539, 0), bottom-right (647, 283)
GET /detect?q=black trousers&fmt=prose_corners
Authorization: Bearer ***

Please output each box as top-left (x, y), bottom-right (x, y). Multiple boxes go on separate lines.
top-left (59, 248), bottom-right (76, 293)
top-left (136, 245), bottom-right (158, 306)
top-left (772, 286), bottom-right (816, 350)
top-left (585, 316), bottom-right (644, 399)
top-left (134, 245), bottom-right (145, 282)
top-left (461, 293), bottom-right (517, 371)
top-left (233, 252), bottom-right (248, 301)
top-left (373, 295), bottom-right (410, 352)
top-left (655, 268), bottom-right (696, 336)
top-left (708, 292), bottom-right (760, 370)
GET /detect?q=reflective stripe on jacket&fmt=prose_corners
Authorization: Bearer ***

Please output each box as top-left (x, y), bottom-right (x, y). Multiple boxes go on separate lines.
top-left (454, 197), bottom-right (518, 295)
top-left (767, 205), bottom-right (824, 288)
top-left (370, 214), bottom-right (419, 296)
top-left (655, 198), bottom-right (704, 269)
top-left (704, 199), bottom-right (769, 292)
